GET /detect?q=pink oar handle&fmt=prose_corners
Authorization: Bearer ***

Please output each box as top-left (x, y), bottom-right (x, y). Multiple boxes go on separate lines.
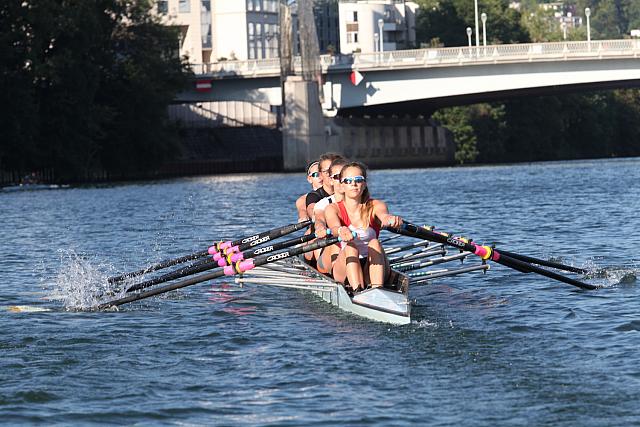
top-left (223, 259), bottom-right (255, 275)
top-left (208, 240), bottom-right (233, 255)
top-left (473, 244), bottom-right (500, 261)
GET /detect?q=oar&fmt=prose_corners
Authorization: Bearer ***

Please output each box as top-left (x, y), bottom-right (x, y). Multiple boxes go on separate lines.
top-left (391, 222), bottom-right (597, 290)
top-left (494, 249), bottom-right (586, 274)
top-left (108, 220), bottom-right (311, 284)
top-left (97, 235), bottom-right (340, 310)
top-left (125, 232), bottom-right (318, 293)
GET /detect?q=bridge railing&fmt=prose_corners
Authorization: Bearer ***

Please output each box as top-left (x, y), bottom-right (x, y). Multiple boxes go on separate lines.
top-left (192, 39), bottom-right (640, 77)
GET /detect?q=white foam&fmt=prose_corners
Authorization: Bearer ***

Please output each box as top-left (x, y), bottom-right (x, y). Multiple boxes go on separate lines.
top-left (47, 250), bottom-right (125, 311)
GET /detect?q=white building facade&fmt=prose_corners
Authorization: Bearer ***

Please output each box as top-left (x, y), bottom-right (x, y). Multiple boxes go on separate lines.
top-left (155, 0), bottom-right (280, 63)
top-left (338, 0), bottom-right (418, 54)
top-left (155, 0), bottom-right (209, 63)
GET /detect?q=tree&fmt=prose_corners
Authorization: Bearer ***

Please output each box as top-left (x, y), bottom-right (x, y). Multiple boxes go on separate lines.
top-left (415, 0), bottom-right (529, 47)
top-left (0, 0), bottom-right (190, 182)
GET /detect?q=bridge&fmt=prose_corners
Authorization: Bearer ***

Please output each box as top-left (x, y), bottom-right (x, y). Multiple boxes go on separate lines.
top-left (175, 39), bottom-right (640, 170)
top-left (181, 39), bottom-right (640, 115)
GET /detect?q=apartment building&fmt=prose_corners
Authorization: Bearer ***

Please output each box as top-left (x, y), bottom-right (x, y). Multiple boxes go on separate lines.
top-left (314, 0), bottom-right (341, 53)
top-left (156, 0), bottom-right (209, 63)
top-left (338, 0), bottom-right (418, 54)
top-left (155, 0), bottom-right (345, 65)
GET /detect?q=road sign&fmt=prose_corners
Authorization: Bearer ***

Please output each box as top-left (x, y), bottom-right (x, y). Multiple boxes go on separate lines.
top-left (350, 70), bottom-right (363, 86)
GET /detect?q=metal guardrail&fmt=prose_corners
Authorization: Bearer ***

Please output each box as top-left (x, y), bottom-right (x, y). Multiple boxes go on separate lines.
top-left (192, 39), bottom-right (640, 78)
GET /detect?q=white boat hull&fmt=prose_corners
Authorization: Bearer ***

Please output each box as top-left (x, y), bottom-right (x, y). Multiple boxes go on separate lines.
top-left (239, 257), bottom-right (411, 325)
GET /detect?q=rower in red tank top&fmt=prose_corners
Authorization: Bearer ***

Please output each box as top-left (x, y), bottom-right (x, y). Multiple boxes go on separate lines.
top-left (336, 200), bottom-right (380, 257)
top-left (324, 161), bottom-right (403, 293)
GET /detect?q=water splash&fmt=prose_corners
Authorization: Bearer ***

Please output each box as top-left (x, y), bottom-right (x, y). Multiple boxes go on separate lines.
top-left (580, 259), bottom-right (638, 288)
top-left (47, 250), bottom-right (125, 311)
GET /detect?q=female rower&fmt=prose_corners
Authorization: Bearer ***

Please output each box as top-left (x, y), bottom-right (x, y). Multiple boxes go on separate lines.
top-left (303, 153), bottom-right (343, 263)
top-left (325, 162), bottom-right (403, 292)
top-left (312, 157), bottom-right (348, 273)
top-left (304, 152), bottom-right (342, 220)
top-left (295, 161), bottom-right (322, 222)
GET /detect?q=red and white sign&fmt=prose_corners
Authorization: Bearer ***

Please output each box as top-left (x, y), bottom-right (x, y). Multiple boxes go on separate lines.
top-left (195, 79), bottom-right (212, 92)
top-left (350, 70), bottom-right (363, 86)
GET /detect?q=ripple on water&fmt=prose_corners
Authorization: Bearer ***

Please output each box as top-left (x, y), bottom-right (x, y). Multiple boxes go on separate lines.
top-left (6, 390), bottom-right (61, 404)
top-left (613, 320), bottom-right (640, 332)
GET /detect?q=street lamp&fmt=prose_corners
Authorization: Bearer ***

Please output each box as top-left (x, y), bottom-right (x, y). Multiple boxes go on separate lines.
top-left (474, 0), bottom-right (480, 48)
top-left (481, 12), bottom-right (487, 47)
top-left (585, 8), bottom-right (591, 43)
top-left (378, 18), bottom-right (384, 53)
top-left (466, 27), bottom-right (472, 48)
top-left (562, 21), bottom-right (567, 40)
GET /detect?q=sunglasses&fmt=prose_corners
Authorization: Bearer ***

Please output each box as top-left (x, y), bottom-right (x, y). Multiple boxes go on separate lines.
top-left (340, 176), bottom-right (366, 185)
top-left (331, 173), bottom-right (341, 180)
top-left (308, 171), bottom-right (320, 178)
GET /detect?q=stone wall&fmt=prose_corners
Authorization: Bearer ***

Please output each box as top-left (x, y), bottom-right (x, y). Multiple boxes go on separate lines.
top-left (326, 116), bottom-right (455, 168)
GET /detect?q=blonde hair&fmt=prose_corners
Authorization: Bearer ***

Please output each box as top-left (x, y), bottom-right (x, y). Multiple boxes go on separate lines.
top-left (339, 161), bottom-right (374, 226)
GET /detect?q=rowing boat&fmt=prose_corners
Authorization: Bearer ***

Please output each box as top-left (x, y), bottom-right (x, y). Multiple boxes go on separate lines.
top-left (99, 220), bottom-right (595, 317)
top-left (237, 256), bottom-right (412, 325)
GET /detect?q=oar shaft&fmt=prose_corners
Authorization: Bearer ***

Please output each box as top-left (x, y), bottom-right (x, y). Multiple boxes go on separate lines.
top-left (125, 259), bottom-right (218, 292)
top-left (394, 222), bottom-right (596, 291)
top-left (497, 249), bottom-right (586, 274)
top-left (219, 233), bottom-right (316, 266)
top-left (496, 254), bottom-right (596, 290)
top-left (98, 235), bottom-right (339, 309)
top-left (108, 250), bottom-right (208, 284)
top-left (210, 220), bottom-right (311, 255)
top-left (108, 220), bottom-right (312, 284)
top-left (126, 233), bottom-right (318, 293)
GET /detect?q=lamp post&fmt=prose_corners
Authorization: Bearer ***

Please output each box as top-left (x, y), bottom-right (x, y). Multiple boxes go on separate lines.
top-left (481, 12), bottom-right (487, 47)
top-left (562, 21), bottom-right (567, 40)
top-left (474, 0), bottom-right (480, 48)
top-left (374, 32), bottom-right (379, 52)
top-left (585, 7), bottom-right (591, 43)
top-left (466, 27), bottom-right (472, 48)
top-left (378, 18), bottom-right (384, 53)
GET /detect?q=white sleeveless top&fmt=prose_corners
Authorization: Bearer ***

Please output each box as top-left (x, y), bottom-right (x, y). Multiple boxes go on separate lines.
top-left (313, 195), bottom-right (336, 215)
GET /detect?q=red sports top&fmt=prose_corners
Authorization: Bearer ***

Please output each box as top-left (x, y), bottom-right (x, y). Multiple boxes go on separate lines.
top-left (336, 201), bottom-right (381, 237)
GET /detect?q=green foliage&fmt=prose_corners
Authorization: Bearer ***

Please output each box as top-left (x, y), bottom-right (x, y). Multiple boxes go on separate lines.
top-left (415, 0), bottom-right (640, 164)
top-left (433, 107), bottom-right (479, 164)
top-left (415, 0), bottom-right (529, 47)
top-left (0, 0), bottom-right (190, 181)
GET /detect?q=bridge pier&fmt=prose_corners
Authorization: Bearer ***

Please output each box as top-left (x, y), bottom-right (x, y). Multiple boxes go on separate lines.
top-left (282, 76), bottom-right (327, 171)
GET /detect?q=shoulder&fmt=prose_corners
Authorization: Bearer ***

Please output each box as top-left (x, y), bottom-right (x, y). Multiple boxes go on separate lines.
top-left (371, 199), bottom-right (387, 210)
top-left (325, 202), bottom-right (339, 215)
top-left (305, 190), bottom-right (322, 206)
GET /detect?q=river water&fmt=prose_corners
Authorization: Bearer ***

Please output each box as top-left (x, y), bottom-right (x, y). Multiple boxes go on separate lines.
top-left (1, 158), bottom-right (639, 425)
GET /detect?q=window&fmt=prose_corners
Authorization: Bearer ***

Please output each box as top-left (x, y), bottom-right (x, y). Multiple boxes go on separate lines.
top-left (248, 23), bottom-right (255, 59)
top-left (353, 11), bottom-right (358, 22)
top-left (157, 0), bottom-right (168, 14)
top-left (201, 1), bottom-right (211, 47)
top-left (179, 0), bottom-right (190, 13)
top-left (354, 33), bottom-right (358, 43)
top-left (247, 0), bottom-right (253, 11)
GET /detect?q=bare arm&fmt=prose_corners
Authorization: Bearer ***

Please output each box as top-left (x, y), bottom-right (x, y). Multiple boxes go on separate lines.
top-left (325, 204), bottom-right (353, 242)
top-left (295, 194), bottom-right (308, 222)
top-left (372, 200), bottom-right (403, 228)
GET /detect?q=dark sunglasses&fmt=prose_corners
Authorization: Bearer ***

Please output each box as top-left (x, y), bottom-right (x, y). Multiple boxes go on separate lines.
top-left (308, 171), bottom-right (320, 178)
top-left (331, 173), bottom-right (341, 180)
top-left (341, 176), bottom-right (366, 185)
